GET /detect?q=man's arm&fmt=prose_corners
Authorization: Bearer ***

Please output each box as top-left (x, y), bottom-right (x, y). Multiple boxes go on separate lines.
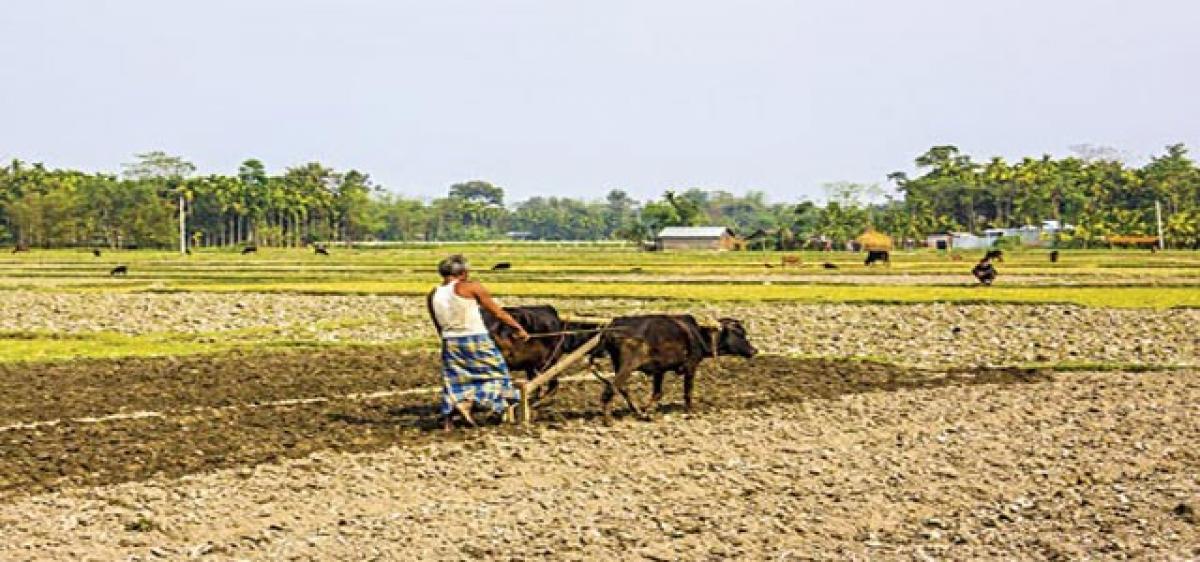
top-left (459, 281), bottom-right (528, 339)
top-left (426, 288), bottom-right (442, 335)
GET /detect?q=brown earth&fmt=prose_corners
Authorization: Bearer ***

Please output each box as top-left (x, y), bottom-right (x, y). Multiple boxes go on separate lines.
top-left (0, 349), bottom-right (1197, 559)
top-left (2, 348), bottom-right (1045, 497)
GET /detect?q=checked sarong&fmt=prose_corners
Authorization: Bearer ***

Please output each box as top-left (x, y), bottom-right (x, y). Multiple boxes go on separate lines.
top-left (440, 334), bottom-right (519, 416)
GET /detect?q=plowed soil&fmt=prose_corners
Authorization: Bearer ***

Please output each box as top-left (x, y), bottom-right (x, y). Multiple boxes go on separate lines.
top-left (0, 349), bottom-right (1197, 559)
top-left (1, 349), bottom-right (1044, 497)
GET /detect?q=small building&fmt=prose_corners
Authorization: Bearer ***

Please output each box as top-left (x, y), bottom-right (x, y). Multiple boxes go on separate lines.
top-left (655, 226), bottom-right (738, 251)
top-left (951, 232), bottom-right (989, 250)
top-left (506, 231), bottom-right (534, 241)
top-left (983, 226), bottom-right (1042, 246)
top-left (926, 233), bottom-right (953, 250)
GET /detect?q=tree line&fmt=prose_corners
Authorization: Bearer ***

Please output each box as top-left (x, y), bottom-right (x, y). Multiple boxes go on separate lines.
top-left (1, 144), bottom-right (1197, 250)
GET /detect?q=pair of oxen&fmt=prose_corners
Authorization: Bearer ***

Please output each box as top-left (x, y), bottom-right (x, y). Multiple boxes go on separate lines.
top-left (482, 306), bottom-right (757, 421)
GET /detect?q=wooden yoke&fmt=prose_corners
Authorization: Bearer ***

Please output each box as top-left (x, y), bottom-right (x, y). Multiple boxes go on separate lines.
top-left (696, 317), bottom-right (721, 371)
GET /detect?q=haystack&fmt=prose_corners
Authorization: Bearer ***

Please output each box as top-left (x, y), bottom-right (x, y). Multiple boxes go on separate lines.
top-left (856, 228), bottom-right (893, 251)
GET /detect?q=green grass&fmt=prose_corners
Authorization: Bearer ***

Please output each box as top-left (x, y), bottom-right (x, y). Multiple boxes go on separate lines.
top-left (2, 247), bottom-right (1198, 308)
top-left (147, 280), bottom-right (1200, 308)
top-left (0, 331), bottom-right (234, 363)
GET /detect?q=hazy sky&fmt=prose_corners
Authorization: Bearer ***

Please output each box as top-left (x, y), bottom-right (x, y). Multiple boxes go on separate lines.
top-left (2, 0), bottom-right (1197, 202)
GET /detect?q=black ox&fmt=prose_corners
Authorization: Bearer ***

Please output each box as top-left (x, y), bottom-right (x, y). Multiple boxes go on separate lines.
top-left (482, 305), bottom-right (605, 405)
top-left (864, 250), bottom-right (889, 266)
top-left (597, 315), bottom-right (756, 421)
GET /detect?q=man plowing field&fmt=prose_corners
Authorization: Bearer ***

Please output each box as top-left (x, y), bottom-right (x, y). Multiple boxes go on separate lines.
top-left (428, 255), bottom-right (760, 427)
top-left (427, 255), bottom-right (527, 431)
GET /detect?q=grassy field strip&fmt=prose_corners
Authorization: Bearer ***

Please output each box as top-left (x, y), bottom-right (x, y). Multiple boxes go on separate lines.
top-left (148, 281), bottom-right (1200, 308)
top-left (0, 332), bottom-right (237, 363)
top-left (5, 266), bottom-right (1200, 277)
top-left (3, 249), bottom-right (1198, 267)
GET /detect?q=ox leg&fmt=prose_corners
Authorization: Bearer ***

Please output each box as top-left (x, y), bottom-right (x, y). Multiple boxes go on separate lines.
top-left (600, 378), bottom-right (617, 423)
top-left (535, 378), bottom-right (561, 408)
top-left (682, 368), bottom-right (696, 413)
top-left (603, 365), bottom-right (643, 423)
top-left (642, 372), bottom-right (665, 417)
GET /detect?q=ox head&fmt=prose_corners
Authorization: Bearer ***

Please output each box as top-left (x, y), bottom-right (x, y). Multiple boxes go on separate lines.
top-left (715, 318), bottom-right (757, 358)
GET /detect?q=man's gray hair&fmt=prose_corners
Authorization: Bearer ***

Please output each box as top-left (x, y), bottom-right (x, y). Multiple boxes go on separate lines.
top-left (437, 254), bottom-right (469, 277)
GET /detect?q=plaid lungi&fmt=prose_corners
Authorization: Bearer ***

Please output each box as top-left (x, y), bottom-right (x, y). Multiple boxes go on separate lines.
top-left (440, 334), bottom-right (519, 416)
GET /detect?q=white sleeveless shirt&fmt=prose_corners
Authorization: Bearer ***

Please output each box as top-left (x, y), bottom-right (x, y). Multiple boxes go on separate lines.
top-left (431, 280), bottom-right (489, 338)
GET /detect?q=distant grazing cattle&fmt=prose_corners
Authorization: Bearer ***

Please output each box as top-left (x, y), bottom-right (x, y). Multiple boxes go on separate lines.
top-left (491, 262), bottom-right (512, 271)
top-left (110, 265), bottom-right (128, 277)
top-left (864, 250), bottom-right (890, 266)
top-left (12, 244), bottom-right (29, 254)
top-left (763, 263), bottom-right (774, 269)
top-left (92, 249), bottom-right (102, 257)
top-left (314, 245), bottom-right (329, 256)
top-left (1049, 250), bottom-right (1059, 263)
top-left (984, 249), bottom-right (1003, 262)
top-left (781, 255), bottom-right (801, 267)
top-left (596, 315), bottom-right (756, 420)
top-left (241, 246), bottom-right (258, 255)
top-left (822, 262), bottom-right (838, 270)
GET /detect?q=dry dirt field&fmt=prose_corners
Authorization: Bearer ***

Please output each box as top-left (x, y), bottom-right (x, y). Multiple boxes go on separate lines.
top-left (0, 254), bottom-right (1198, 562)
top-left (0, 343), bottom-right (1197, 560)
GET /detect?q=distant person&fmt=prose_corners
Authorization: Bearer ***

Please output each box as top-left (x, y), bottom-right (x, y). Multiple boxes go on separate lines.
top-left (427, 254), bottom-right (527, 431)
top-left (972, 257), bottom-right (998, 286)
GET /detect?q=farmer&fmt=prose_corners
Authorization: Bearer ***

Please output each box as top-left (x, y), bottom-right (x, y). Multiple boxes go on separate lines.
top-left (427, 254), bottom-right (529, 431)
top-left (972, 256), bottom-right (998, 286)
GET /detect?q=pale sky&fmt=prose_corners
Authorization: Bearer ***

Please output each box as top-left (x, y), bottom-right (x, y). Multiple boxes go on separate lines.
top-left (2, 0), bottom-right (1197, 203)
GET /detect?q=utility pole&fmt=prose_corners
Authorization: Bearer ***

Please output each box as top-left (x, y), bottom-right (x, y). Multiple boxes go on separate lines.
top-left (1155, 200), bottom-right (1165, 250)
top-left (179, 191), bottom-right (187, 254)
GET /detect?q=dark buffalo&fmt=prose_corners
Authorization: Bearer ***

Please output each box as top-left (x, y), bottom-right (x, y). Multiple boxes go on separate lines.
top-left (491, 262), bottom-right (512, 271)
top-left (92, 249), bottom-right (102, 257)
top-left (11, 244), bottom-right (29, 254)
top-left (864, 250), bottom-right (889, 266)
top-left (241, 246), bottom-right (258, 255)
top-left (597, 315), bottom-right (756, 421)
top-left (984, 249), bottom-right (1003, 261)
top-left (110, 265), bottom-right (128, 276)
top-left (1049, 250), bottom-right (1059, 263)
top-left (314, 245), bottom-right (329, 256)
top-left (482, 305), bottom-right (605, 405)
top-left (822, 262), bottom-right (838, 270)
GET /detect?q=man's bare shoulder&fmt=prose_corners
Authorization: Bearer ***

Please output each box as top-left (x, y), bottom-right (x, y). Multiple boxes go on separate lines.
top-left (454, 279), bottom-right (486, 297)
